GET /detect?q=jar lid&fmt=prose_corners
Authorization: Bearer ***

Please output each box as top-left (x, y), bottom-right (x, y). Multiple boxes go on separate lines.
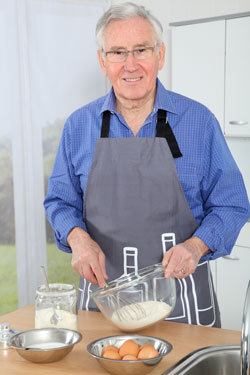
top-left (36, 283), bottom-right (76, 297)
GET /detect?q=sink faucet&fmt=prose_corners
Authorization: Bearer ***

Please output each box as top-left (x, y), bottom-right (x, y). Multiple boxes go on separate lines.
top-left (241, 280), bottom-right (250, 375)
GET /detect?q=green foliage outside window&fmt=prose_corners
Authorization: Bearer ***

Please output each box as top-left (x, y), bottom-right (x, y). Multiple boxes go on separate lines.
top-left (0, 119), bottom-right (80, 315)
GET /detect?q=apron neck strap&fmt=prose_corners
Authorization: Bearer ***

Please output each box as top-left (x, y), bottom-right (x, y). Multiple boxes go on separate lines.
top-left (156, 109), bottom-right (182, 159)
top-left (100, 109), bottom-right (182, 159)
top-left (101, 110), bottom-right (111, 138)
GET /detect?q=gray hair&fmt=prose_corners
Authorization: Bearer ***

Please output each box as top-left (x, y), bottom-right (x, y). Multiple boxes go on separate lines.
top-left (96, 2), bottom-right (163, 50)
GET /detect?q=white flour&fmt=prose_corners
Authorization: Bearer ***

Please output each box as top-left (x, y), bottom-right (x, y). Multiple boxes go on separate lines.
top-left (111, 300), bottom-right (172, 331)
top-left (35, 308), bottom-right (77, 330)
top-left (27, 342), bottom-right (64, 349)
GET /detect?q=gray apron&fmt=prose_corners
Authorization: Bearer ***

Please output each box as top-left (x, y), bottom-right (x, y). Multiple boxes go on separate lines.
top-left (78, 109), bottom-right (221, 327)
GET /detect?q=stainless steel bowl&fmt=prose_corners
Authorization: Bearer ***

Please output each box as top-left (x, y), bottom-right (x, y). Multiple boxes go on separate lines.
top-left (8, 328), bottom-right (82, 363)
top-left (86, 334), bottom-right (172, 375)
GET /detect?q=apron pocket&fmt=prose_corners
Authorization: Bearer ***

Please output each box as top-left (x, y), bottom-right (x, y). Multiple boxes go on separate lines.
top-left (189, 262), bottom-right (217, 326)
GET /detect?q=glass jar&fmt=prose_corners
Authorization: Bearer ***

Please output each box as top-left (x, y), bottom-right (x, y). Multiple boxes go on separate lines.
top-left (0, 323), bottom-right (21, 349)
top-left (35, 283), bottom-right (78, 330)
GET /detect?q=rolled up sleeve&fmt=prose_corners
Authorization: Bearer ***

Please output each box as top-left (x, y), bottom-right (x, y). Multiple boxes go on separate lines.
top-left (44, 119), bottom-right (87, 252)
top-left (193, 114), bottom-right (250, 260)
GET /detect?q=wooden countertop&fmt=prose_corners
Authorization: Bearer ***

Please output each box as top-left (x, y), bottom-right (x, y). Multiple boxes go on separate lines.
top-left (0, 305), bottom-right (241, 374)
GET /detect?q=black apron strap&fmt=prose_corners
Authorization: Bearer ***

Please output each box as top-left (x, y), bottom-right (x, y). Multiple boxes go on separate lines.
top-left (101, 109), bottom-right (182, 159)
top-left (156, 109), bottom-right (182, 159)
top-left (101, 110), bottom-right (111, 138)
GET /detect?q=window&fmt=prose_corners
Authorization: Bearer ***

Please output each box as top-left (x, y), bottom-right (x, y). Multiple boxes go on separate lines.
top-left (0, 0), bottom-right (19, 314)
top-left (0, 0), bottom-right (108, 314)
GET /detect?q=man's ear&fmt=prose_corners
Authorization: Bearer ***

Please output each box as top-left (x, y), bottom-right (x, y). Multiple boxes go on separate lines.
top-left (158, 43), bottom-right (166, 71)
top-left (97, 50), bottom-right (107, 76)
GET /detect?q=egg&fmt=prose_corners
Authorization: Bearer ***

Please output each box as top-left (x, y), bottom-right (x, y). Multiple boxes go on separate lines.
top-left (137, 345), bottom-right (159, 359)
top-left (101, 345), bottom-right (119, 356)
top-left (119, 339), bottom-right (140, 358)
top-left (122, 354), bottom-right (138, 360)
top-left (139, 343), bottom-right (156, 351)
top-left (102, 350), bottom-right (121, 360)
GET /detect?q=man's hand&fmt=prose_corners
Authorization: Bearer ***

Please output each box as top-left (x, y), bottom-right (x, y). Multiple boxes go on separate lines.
top-left (67, 227), bottom-right (108, 287)
top-left (162, 236), bottom-right (210, 279)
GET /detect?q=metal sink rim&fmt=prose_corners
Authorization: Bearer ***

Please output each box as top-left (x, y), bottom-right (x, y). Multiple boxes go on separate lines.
top-left (162, 344), bottom-right (240, 375)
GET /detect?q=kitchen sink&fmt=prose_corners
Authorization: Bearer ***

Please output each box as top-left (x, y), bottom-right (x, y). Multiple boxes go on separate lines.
top-left (163, 279), bottom-right (250, 375)
top-left (162, 344), bottom-right (240, 375)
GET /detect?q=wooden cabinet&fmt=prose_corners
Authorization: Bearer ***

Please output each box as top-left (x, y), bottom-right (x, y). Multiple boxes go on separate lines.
top-left (171, 13), bottom-right (250, 331)
top-left (215, 245), bottom-right (250, 331)
top-left (212, 223), bottom-right (250, 331)
top-left (211, 226), bottom-right (250, 331)
top-left (171, 14), bottom-right (250, 136)
top-left (171, 20), bottom-right (225, 130)
top-left (225, 16), bottom-right (250, 136)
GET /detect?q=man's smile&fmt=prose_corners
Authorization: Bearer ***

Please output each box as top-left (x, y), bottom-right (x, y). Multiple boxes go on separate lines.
top-left (122, 77), bottom-right (142, 82)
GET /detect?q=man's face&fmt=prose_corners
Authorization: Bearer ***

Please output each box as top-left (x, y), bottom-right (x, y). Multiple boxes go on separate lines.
top-left (97, 16), bottom-right (165, 104)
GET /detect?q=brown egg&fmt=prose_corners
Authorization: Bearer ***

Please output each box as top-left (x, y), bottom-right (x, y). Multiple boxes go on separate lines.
top-left (138, 345), bottom-right (159, 359)
top-left (122, 354), bottom-right (138, 361)
top-left (102, 350), bottom-right (121, 360)
top-left (139, 343), bottom-right (156, 351)
top-left (119, 339), bottom-right (140, 358)
top-left (101, 345), bottom-right (119, 356)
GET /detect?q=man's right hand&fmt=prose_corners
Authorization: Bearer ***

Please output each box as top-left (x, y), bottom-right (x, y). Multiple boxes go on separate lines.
top-left (67, 227), bottom-right (108, 288)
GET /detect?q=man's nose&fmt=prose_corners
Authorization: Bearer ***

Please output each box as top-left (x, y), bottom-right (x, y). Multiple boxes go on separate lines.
top-left (123, 52), bottom-right (139, 70)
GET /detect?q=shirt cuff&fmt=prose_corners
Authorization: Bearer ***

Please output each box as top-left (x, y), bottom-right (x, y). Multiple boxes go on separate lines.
top-left (54, 222), bottom-right (87, 253)
top-left (192, 227), bottom-right (225, 261)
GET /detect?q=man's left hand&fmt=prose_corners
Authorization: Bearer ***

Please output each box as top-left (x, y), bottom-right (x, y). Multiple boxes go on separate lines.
top-left (162, 236), bottom-right (210, 279)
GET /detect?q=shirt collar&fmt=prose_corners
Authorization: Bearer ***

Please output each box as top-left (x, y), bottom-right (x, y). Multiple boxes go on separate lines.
top-left (154, 79), bottom-right (177, 114)
top-left (100, 78), bottom-right (178, 115)
top-left (100, 87), bottom-right (117, 114)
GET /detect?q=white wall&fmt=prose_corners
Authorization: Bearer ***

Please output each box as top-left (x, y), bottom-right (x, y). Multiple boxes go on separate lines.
top-left (111, 0), bottom-right (250, 89)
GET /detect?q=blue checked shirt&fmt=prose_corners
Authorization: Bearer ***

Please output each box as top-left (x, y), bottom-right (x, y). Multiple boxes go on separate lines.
top-left (44, 79), bottom-right (250, 260)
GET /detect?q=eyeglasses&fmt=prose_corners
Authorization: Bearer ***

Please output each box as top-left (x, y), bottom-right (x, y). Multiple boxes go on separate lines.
top-left (103, 46), bottom-right (157, 63)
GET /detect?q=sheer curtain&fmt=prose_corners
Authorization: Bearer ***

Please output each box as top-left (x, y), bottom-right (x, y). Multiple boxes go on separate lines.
top-left (0, 0), bottom-right (19, 314)
top-left (0, 0), bottom-right (108, 312)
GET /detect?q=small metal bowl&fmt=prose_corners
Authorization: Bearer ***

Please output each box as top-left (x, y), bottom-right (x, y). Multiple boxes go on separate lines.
top-left (86, 334), bottom-right (172, 375)
top-left (8, 328), bottom-right (82, 363)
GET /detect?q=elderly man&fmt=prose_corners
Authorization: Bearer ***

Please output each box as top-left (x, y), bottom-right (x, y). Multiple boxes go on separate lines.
top-left (44, 2), bottom-right (250, 327)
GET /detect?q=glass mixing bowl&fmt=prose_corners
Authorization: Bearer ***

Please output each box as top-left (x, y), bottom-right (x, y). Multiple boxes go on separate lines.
top-left (90, 263), bottom-right (176, 332)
